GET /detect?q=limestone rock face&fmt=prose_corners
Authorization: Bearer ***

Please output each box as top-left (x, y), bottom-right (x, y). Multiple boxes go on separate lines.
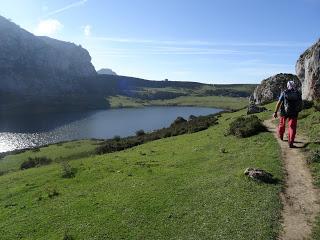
top-left (296, 39), bottom-right (320, 100)
top-left (253, 73), bottom-right (301, 104)
top-left (0, 16), bottom-right (96, 96)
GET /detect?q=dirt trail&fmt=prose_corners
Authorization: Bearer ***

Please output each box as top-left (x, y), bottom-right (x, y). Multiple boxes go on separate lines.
top-left (264, 119), bottom-right (320, 240)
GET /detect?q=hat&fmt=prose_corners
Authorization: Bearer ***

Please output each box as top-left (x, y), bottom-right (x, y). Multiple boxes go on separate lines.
top-left (287, 81), bottom-right (295, 90)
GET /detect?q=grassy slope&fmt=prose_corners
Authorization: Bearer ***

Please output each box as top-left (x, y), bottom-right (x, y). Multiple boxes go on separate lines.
top-left (108, 84), bottom-right (254, 110)
top-left (296, 107), bottom-right (320, 239)
top-left (108, 95), bottom-right (249, 110)
top-left (0, 108), bottom-right (283, 240)
top-left (0, 140), bottom-right (100, 174)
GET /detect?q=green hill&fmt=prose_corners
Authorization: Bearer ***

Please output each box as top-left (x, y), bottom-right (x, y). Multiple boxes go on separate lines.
top-left (0, 105), bottom-right (284, 240)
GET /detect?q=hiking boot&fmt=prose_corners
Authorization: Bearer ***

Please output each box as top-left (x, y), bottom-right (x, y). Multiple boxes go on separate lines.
top-left (288, 142), bottom-right (294, 148)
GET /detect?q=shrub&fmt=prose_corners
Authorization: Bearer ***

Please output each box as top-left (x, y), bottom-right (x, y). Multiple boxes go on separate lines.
top-left (20, 157), bottom-right (52, 170)
top-left (228, 115), bottom-right (266, 138)
top-left (302, 100), bottom-right (314, 110)
top-left (61, 161), bottom-right (76, 178)
top-left (113, 135), bottom-right (121, 141)
top-left (314, 101), bottom-right (320, 112)
top-left (96, 113), bottom-right (218, 155)
top-left (171, 117), bottom-right (187, 126)
top-left (136, 129), bottom-right (145, 137)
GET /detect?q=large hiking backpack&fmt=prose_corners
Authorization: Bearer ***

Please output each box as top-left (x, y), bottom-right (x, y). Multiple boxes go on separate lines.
top-left (283, 90), bottom-right (302, 117)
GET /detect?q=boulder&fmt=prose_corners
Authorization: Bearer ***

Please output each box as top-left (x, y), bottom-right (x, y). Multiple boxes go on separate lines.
top-left (296, 39), bottom-right (320, 100)
top-left (244, 168), bottom-right (274, 183)
top-left (253, 73), bottom-right (301, 104)
top-left (247, 103), bottom-right (267, 115)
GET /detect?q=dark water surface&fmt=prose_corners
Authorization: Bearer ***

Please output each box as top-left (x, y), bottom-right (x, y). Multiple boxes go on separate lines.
top-left (0, 106), bottom-right (221, 153)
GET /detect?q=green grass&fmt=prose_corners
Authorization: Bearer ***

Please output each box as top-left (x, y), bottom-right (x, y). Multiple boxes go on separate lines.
top-left (107, 95), bottom-right (145, 108)
top-left (0, 140), bottom-right (100, 174)
top-left (108, 95), bottom-right (249, 110)
top-left (0, 109), bottom-right (283, 239)
top-left (294, 106), bottom-right (320, 239)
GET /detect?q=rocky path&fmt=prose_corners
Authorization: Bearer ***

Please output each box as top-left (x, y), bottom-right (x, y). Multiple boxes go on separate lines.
top-left (264, 119), bottom-right (320, 240)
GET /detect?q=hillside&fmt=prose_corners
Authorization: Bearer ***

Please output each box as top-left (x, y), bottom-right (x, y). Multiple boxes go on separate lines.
top-left (0, 106), bottom-right (283, 239)
top-left (0, 16), bottom-right (96, 95)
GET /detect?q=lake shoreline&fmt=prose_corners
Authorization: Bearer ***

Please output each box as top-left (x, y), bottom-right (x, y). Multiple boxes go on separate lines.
top-left (1, 106), bottom-right (224, 154)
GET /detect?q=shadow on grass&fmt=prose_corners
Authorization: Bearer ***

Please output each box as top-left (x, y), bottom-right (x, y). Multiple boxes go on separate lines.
top-left (265, 178), bottom-right (282, 185)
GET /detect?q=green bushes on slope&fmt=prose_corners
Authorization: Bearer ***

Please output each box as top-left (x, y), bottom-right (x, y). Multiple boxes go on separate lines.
top-left (96, 114), bottom-right (219, 154)
top-left (20, 156), bottom-right (52, 170)
top-left (227, 115), bottom-right (267, 138)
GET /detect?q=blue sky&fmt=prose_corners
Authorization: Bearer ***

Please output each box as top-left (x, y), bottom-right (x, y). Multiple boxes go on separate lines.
top-left (0, 0), bottom-right (319, 83)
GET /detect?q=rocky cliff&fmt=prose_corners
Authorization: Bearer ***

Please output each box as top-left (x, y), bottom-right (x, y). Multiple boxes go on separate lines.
top-left (296, 39), bottom-right (320, 100)
top-left (253, 73), bottom-right (301, 104)
top-left (0, 16), bottom-right (96, 96)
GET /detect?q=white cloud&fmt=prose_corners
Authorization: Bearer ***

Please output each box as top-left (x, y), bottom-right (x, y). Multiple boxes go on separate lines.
top-left (34, 19), bottom-right (63, 36)
top-left (44, 0), bottom-right (88, 17)
top-left (83, 25), bottom-right (92, 36)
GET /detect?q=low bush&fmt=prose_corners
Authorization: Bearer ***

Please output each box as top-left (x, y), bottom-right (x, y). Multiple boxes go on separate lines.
top-left (96, 114), bottom-right (219, 154)
top-left (314, 101), bottom-right (320, 112)
top-left (113, 135), bottom-right (121, 141)
top-left (61, 161), bottom-right (76, 178)
top-left (302, 100), bottom-right (314, 110)
top-left (20, 157), bottom-right (52, 170)
top-left (227, 115), bottom-right (266, 138)
top-left (136, 129), bottom-right (145, 137)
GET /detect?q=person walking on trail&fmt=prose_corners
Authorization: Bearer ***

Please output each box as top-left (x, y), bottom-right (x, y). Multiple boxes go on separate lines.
top-left (273, 81), bottom-right (302, 148)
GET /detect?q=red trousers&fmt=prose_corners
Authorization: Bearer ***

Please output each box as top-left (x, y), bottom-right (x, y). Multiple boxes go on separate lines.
top-left (278, 116), bottom-right (297, 143)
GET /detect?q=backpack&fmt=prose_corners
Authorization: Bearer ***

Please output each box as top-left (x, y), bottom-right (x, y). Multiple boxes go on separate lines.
top-left (283, 90), bottom-right (302, 117)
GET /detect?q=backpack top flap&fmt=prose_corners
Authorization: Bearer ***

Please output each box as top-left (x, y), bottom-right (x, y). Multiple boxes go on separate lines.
top-left (285, 90), bottom-right (299, 102)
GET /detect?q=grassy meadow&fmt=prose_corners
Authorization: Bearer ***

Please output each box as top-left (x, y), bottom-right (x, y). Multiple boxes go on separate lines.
top-left (108, 95), bottom-right (249, 110)
top-left (0, 105), bottom-right (284, 240)
top-left (107, 84), bottom-right (255, 110)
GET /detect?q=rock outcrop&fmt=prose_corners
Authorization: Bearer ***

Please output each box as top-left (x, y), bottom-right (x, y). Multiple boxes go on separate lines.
top-left (247, 103), bottom-right (267, 115)
top-left (253, 73), bottom-right (301, 104)
top-left (97, 68), bottom-right (117, 75)
top-left (296, 39), bottom-right (320, 100)
top-left (244, 168), bottom-right (275, 183)
top-left (0, 16), bottom-right (96, 96)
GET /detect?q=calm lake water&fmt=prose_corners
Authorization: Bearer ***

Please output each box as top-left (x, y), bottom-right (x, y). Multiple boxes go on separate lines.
top-left (0, 106), bottom-right (221, 153)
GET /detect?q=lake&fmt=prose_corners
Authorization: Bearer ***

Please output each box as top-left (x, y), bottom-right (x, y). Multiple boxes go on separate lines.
top-left (0, 106), bottom-right (222, 153)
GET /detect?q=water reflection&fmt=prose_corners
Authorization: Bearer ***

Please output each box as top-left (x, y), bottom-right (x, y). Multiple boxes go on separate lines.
top-left (0, 106), bottom-right (221, 153)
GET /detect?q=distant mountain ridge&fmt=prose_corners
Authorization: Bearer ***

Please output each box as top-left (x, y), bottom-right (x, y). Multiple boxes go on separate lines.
top-left (0, 16), bottom-right (256, 113)
top-left (97, 68), bottom-right (117, 75)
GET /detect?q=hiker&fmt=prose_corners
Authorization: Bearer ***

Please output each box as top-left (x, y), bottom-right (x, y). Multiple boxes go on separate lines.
top-left (273, 81), bottom-right (302, 148)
